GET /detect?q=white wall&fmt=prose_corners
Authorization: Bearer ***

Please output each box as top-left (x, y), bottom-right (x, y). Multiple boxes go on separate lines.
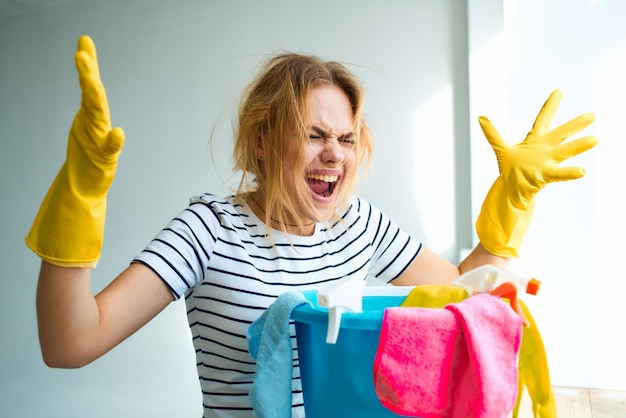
top-left (469, 0), bottom-right (626, 391)
top-left (0, 0), bottom-right (468, 416)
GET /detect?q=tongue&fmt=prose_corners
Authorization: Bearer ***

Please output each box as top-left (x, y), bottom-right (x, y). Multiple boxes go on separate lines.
top-left (308, 179), bottom-right (329, 195)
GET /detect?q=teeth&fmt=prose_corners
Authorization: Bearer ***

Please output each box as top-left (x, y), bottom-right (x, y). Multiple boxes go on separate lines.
top-left (307, 174), bottom-right (338, 183)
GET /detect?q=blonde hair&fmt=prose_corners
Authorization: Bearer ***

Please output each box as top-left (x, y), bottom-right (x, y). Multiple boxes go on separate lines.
top-left (233, 52), bottom-right (372, 232)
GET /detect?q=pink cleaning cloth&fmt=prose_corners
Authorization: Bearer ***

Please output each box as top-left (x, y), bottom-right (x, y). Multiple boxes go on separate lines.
top-left (373, 293), bottom-right (522, 418)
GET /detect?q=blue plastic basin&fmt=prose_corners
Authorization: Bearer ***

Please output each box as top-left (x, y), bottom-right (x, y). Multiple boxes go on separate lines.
top-left (292, 288), bottom-right (410, 418)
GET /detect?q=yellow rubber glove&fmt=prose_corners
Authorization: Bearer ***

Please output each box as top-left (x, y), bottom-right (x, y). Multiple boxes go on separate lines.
top-left (512, 300), bottom-right (556, 418)
top-left (400, 284), bottom-right (469, 308)
top-left (25, 35), bottom-right (125, 268)
top-left (476, 89), bottom-right (598, 257)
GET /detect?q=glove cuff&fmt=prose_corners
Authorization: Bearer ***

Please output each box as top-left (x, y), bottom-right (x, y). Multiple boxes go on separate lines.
top-left (476, 178), bottom-right (536, 258)
top-left (25, 166), bottom-right (105, 268)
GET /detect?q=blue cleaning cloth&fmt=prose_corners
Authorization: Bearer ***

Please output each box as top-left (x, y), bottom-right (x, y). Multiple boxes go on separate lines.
top-left (247, 291), bottom-right (309, 418)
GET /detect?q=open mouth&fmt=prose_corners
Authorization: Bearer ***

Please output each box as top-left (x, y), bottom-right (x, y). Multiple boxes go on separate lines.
top-left (306, 174), bottom-right (339, 198)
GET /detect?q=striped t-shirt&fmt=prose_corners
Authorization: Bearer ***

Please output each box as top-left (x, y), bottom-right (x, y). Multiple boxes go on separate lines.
top-left (133, 193), bottom-right (422, 418)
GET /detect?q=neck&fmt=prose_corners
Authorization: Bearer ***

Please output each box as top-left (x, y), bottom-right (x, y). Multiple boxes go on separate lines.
top-left (249, 194), bottom-right (316, 236)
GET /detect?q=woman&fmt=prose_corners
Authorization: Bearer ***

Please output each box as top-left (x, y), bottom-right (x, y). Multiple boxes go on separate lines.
top-left (27, 35), bottom-right (597, 417)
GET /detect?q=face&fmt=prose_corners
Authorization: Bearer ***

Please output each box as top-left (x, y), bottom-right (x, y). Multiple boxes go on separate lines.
top-left (284, 84), bottom-right (357, 222)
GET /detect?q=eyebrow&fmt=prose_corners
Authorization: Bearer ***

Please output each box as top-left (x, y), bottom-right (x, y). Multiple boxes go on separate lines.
top-left (311, 126), bottom-right (355, 140)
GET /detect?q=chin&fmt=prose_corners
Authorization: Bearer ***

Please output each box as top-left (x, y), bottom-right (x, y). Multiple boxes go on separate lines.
top-left (310, 196), bottom-right (342, 222)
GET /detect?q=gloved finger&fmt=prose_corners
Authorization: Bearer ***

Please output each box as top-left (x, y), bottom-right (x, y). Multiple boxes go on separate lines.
top-left (80, 74), bottom-right (111, 134)
top-left (75, 47), bottom-right (101, 86)
top-left (75, 42), bottom-right (109, 123)
top-left (545, 112), bottom-right (595, 145)
top-left (103, 127), bottom-right (125, 158)
top-left (77, 35), bottom-right (100, 79)
top-left (553, 135), bottom-right (599, 162)
top-left (542, 166), bottom-right (586, 183)
top-left (530, 89), bottom-right (562, 134)
top-left (478, 116), bottom-right (506, 151)
top-left (75, 51), bottom-right (109, 109)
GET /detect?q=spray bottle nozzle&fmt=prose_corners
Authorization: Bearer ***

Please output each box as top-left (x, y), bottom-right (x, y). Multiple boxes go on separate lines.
top-left (317, 276), bottom-right (364, 344)
top-left (453, 264), bottom-right (541, 296)
top-left (454, 265), bottom-right (540, 327)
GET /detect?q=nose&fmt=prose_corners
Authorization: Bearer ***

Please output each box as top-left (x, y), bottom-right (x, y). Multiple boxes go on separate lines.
top-left (321, 137), bottom-right (346, 164)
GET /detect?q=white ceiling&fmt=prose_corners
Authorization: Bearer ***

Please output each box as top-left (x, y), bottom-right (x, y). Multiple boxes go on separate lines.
top-left (0, 0), bottom-right (79, 18)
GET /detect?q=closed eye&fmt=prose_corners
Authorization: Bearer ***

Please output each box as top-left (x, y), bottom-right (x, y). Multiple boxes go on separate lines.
top-left (308, 126), bottom-right (355, 145)
top-left (339, 133), bottom-right (356, 146)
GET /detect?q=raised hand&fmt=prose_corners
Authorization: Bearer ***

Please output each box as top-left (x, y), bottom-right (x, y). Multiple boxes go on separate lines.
top-left (26, 35), bottom-right (125, 267)
top-left (476, 89), bottom-right (599, 257)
